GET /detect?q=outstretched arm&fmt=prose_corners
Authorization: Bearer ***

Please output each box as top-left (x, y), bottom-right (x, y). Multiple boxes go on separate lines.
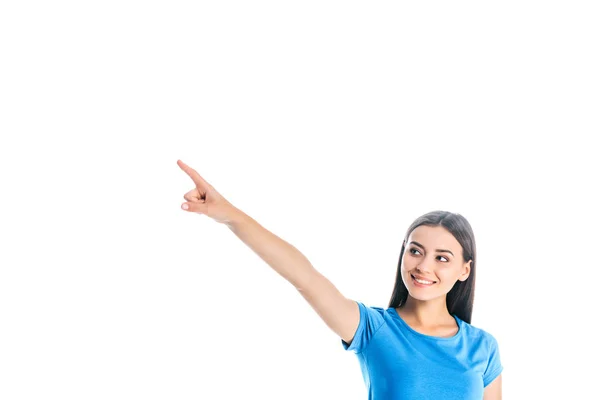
top-left (177, 159), bottom-right (360, 345)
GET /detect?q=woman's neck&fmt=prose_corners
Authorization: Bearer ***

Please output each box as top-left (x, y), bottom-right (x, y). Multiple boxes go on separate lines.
top-left (398, 295), bottom-right (454, 328)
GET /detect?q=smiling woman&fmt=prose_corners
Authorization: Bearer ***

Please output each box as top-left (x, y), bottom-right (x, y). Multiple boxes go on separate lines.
top-left (177, 160), bottom-right (502, 399)
top-left (341, 211), bottom-right (503, 400)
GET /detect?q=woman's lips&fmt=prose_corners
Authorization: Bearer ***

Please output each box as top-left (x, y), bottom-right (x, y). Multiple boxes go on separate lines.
top-left (411, 274), bottom-right (436, 288)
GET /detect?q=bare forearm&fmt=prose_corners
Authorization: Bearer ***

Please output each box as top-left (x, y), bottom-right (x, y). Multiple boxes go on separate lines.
top-left (225, 209), bottom-right (315, 290)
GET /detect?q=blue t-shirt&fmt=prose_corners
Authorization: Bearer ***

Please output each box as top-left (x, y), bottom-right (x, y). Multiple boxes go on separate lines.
top-left (341, 301), bottom-right (503, 400)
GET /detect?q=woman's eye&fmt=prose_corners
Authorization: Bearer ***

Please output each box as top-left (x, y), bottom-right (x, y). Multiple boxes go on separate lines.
top-left (409, 248), bottom-right (448, 262)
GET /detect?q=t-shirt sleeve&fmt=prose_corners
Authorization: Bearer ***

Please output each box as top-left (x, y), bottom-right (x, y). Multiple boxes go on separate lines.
top-left (483, 334), bottom-right (503, 387)
top-left (340, 301), bottom-right (385, 354)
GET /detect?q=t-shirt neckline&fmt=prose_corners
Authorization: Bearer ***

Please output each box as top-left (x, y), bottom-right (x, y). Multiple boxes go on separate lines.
top-left (388, 307), bottom-right (462, 341)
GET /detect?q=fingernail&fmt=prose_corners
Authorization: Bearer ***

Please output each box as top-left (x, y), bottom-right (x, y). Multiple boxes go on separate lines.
top-left (182, 204), bottom-right (189, 210)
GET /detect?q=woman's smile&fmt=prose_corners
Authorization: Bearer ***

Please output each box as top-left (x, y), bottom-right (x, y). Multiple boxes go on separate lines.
top-left (411, 273), bottom-right (437, 287)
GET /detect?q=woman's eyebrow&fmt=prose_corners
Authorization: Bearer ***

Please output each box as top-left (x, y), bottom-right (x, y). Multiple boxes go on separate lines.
top-left (409, 241), bottom-right (454, 256)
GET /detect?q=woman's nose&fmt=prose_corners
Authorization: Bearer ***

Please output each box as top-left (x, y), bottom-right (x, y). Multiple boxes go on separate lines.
top-left (416, 259), bottom-right (434, 272)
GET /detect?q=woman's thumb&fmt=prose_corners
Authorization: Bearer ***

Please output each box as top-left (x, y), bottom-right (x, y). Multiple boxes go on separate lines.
top-left (181, 202), bottom-right (205, 213)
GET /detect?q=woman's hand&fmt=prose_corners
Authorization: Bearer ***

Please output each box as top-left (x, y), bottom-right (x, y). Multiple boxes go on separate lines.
top-left (177, 159), bottom-right (240, 224)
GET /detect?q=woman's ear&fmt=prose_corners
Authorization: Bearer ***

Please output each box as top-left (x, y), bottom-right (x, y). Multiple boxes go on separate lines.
top-left (458, 259), bottom-right (472, 282)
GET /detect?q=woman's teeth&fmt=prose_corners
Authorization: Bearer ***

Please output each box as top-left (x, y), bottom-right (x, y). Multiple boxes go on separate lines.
top-left (412, 275), bottom-right (434, 285)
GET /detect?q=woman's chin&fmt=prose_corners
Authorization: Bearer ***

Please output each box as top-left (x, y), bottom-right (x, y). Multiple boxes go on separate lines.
top-left (407, 291), bottom-right (442, 302)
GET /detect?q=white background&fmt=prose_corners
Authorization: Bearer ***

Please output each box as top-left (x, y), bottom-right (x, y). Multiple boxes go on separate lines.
top-left (1, 1), bottom-right (599, 399)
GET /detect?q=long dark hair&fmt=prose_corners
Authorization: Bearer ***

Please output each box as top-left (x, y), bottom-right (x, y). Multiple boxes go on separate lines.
top-left (388, 210), bottom-right (477, 324)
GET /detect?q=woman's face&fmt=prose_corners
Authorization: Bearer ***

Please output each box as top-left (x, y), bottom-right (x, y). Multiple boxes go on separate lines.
top-left (401, 225), bottom-right (472, 302)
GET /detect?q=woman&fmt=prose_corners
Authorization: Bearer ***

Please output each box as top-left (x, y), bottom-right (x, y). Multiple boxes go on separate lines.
top-left (177, 159), bottom-right (503, 399)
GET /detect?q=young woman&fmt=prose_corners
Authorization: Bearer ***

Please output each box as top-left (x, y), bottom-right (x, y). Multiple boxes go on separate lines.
top-left (177, 159), bottom-right (503, 399)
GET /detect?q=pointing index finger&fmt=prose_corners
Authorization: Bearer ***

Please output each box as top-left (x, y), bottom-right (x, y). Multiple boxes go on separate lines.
top-left (177, 159), bottom-right (209, 188)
